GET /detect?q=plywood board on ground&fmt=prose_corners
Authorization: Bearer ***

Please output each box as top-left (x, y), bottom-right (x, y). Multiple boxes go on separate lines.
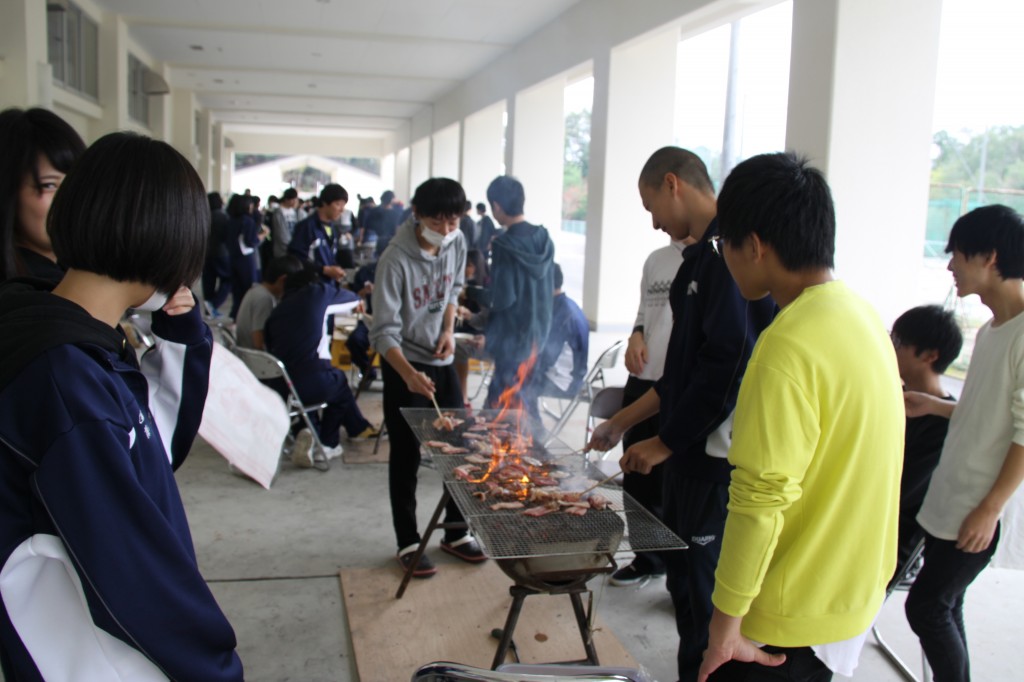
top-left (340, 560), bottom-right (637, 682)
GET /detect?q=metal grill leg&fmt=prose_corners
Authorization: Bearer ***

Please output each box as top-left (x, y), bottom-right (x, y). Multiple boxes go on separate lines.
top-left (395, 490), bottom-right (449, 599)
top-left (491, 587), bottom-right (530, 669)
top-left (569, 591), bottom-right (599, 666)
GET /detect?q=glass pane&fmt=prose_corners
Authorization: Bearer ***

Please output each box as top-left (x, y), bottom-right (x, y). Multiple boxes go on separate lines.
top-left (47, 9), bottom-right (65, 84)
top-left (66, 7), bottom-right (81, 91)
top-left (82, 15), bottom-right (98, 98)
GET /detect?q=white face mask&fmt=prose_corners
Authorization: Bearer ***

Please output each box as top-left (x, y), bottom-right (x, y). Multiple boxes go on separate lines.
top-left (133, 290), bottom-right (169, 312)
top-left (420, 224), bottom-right (456, 248)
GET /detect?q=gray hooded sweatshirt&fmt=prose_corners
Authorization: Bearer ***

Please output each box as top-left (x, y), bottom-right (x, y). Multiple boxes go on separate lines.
top-left (370, 218), bottom-right (466, 366)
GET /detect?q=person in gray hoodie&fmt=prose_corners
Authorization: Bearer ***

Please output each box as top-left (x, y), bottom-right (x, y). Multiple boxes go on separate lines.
top-left (370, 177), bottom-right (486, 577)
top-left (483, 175), bottom-right (556, 420)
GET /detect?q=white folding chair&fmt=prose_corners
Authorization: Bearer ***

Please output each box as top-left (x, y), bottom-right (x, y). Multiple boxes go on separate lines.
top-left (542, 340), bottom-right (624, 446)
top-left (233, 347), bottom-right (330, 470)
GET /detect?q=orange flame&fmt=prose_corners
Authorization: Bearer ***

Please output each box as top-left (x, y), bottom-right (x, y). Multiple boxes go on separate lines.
top-left (468, 349), bottom-right (539, 485)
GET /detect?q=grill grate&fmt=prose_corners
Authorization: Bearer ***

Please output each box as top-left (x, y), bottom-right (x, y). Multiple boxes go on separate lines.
top-left (401, 408), bottom-right (687, 560)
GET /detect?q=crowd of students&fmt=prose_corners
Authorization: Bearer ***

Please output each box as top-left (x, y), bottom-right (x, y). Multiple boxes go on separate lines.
top-left (0, 104), bottom-right (1020, 682)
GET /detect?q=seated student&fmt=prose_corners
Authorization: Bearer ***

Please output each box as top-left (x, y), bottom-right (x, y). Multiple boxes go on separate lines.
top-left (532, 263), bottom-right (589, 402)
top-left (0, 132), bottom-right (242, 679)
top-left (265, 265), bottom-right (379, 467)
top-left (345, 262), bottom-right (377, 388)
top-left (234, 255), bottom-right (303, 350)
top-left (370, 177), bottom-right (485, 577)
top-left (890, 305), bottom-right (962, 576)
top-left (454, 249), bottom-right (490, 402)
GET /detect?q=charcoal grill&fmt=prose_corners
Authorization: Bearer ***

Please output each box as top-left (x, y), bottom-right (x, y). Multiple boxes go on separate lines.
top-left (396, 408), bottom-right (687, 669)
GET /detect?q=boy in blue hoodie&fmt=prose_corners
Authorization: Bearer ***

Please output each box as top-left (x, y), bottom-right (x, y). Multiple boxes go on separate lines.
top-left (483, 175), bottom-right (555, 419)
top-left (371, 177), bottom-right (486, 577)
top-left (0, 132), bottom-right (242, 680)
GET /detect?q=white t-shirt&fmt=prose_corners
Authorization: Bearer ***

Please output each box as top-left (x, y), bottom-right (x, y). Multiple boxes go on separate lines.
top-left (918, 310), bottom-right (1024, 540)
top-left (632, 242), bottom-right (684, 381)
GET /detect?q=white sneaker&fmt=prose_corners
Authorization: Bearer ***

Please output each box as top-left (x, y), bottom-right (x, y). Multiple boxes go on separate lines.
top-left (291, 429), bottom-right (314, 468)
top-left (322, 444), bottom-right (344, 460)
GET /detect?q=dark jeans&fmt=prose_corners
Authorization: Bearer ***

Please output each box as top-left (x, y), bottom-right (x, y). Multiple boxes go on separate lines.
top-left (664, 469), bottom-right (730, 682)
top-left (229, 256), bottom-right (258, 320)
top-left (289, 364), bottom-right (370, 446)
top-left (382, 358), bottom-right (466, 551)
top-left (621, 376), bottom-right (665, 574)
top-left (710, 646), bottom-right (832, 681)
top-left (905, 525), bottom-right (1000, 682)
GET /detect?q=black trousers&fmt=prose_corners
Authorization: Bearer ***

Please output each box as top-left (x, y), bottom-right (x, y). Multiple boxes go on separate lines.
top-left (663, 469), bottom-right (731, 682)
top-left (621, 376), bottom-right (665, 574)
top-left (905, 525), bottom-right (1000, 682)
top-left (710, 646), bottom-right (833, 681)
top-left (382, 358), bottom-right (466, 551)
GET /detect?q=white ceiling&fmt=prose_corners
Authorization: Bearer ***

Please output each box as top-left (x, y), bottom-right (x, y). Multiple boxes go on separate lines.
top-left (92, 0), bottom-right (582, 139)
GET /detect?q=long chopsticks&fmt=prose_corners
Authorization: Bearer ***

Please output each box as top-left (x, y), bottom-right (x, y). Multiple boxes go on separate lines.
top-left (429, 393), bottom-right (447, 424)
top-left (577, 469), bottom-right (623, 497)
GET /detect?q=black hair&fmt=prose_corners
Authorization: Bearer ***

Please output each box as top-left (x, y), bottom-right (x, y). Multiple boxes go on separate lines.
top-left (638, 146), bottom-right (714, 194)
top-left (381, 190), bottom-right (395, 205)
top-left (0, 107), bottom-right (86, 280)
top-left (283, 261), bottom-right (321, 295)
top-left (717, 152), bottom-right (835, 271)
top-left (48, 132), bottom-right (208, 293)
top-left (263, 255), bottom-right (304, 283)
top-left (945, 205), bottom-right (1024, 279)
top-left (476, 202), bottom-right (487, 213)
top-left (320, 183), bottom-right (348, 204)
top-left (412, 178), bottom-right (466, 219)
top-left (208, 192), bottom-right (224, 211)
top-left (553, 263), bottom-right (564, 290)
top-left (486, 175), bottom-right (525, 216)
top-left (267, 195), bottom-right (278, 205)
top-left (226, 193), bottom-right (251, 218)
top-left (281, 187), bottom-right (298, 201)
top-left (892, 305), bottom-right (963, 375)
top-left (466, 248), bottom-right (488, 282)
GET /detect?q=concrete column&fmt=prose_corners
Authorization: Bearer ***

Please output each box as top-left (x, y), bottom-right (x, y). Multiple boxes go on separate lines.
top-left (170, 88), bottom-right (197, 170)
top-left (394, 147), bottom-right (411, 202)
top-left (211, 122), bottom-right (226, 194)
top-left (95, 13), bottom-right (129, 136)
top-left (431, 122), bottom-right (461, 179)
top-left (510, 76), bottom-right (565, 238)
top-left (410, 137), bottom-right (431, 194)
top-left (0, 0), bottom-right (47, 109)
top-left (461, 101), bottom-right (506, 212)
top-left (787, 0), bottom-right (943, 324)
top-left (197, 109), bottom-right (214, 190)
top-left (583, 27), bottom-right (679, 331)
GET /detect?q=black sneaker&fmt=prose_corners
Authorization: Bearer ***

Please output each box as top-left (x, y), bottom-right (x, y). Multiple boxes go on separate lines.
top-left (609, 562), bottom-right (663, 586)
top-left (440, 536), bottom-right (488, 563)
top-left (396, 550), bottom-right (437, 578)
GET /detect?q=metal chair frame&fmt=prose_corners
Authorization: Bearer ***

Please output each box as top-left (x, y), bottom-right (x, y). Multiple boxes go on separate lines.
top-left (542, 340), bottom-right (624, 448)
top-left (232, 347), bottom-right (329, 468)
top-left (871, 537), bottom-right (930, 682)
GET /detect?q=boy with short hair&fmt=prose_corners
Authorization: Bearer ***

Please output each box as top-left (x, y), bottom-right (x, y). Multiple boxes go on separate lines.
top-left (890, 305), bottom-right (962, 572)
top-left (698, 152), bottom-right (904, 681)
top-left (234, 255), bottom-right (304, 350)
top-left (371, 177), bottom-right (485, 577)
top-left (903, 204), bottom-right (1024, 682)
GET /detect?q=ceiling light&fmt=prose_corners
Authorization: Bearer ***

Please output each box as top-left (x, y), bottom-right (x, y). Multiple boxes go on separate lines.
top-left (308, 83), bottom-right (317, 89)
top-left (312, 51), bottom-right (322, 57)
top-left (189, 45), bottom-right (203, 51)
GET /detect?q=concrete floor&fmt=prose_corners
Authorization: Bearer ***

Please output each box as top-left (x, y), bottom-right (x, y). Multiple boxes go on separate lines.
top-left (179, 335), bottom-right (1024, 681)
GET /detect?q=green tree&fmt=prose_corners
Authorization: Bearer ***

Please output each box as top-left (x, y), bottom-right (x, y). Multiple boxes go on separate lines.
top-left (562, 109), bottom-right (591, 220)
top-left (931, 125), bottom-right (1024, 190)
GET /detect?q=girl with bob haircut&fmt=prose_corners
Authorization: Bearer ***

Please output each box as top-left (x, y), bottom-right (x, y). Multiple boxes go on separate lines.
top-left (0, 106), bottom-right (86, 282)
top-left (0, 132), bottom-right (243, 680)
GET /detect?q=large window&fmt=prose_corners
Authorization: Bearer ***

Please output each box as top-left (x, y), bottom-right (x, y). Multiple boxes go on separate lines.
top-left (128, 54), bottom-right (149, 126)
top-left (47, 1), bottom-right (99, 100)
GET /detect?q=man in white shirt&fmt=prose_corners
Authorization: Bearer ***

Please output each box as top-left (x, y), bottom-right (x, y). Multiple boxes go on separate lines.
top-left (903, 204), bottom-right (1024, 682)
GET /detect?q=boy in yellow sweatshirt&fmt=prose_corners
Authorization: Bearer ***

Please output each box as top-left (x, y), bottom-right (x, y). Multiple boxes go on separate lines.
top-left (698, 153), bottom-right (904, 681)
